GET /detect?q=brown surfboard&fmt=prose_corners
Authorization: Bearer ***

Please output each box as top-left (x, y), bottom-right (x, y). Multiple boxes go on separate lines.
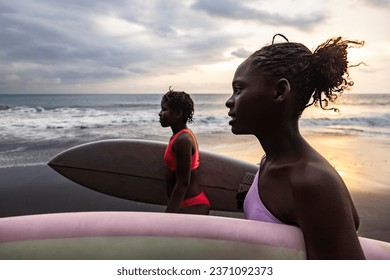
top-left (48, 139), bottom-right (258, 212)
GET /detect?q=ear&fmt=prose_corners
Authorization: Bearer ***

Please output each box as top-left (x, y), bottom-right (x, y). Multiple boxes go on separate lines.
top-left (273, 78), bottom-right (291, 104)
top-left (176, 110), bottom-right (184, 120)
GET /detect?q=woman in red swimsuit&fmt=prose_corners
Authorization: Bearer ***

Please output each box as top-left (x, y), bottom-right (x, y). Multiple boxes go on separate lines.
top-left (159, 87), bottom-right (210, 215)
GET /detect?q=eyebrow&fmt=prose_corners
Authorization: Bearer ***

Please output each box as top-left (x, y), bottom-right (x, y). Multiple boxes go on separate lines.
top-left (232, 79), bottom-right (246, 87)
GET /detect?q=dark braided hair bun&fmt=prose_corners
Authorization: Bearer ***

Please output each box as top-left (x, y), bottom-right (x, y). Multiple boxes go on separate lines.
top-left (248, 36), bottom-right (364, 115)
top-left (311, 37), bottom-right (365, 111)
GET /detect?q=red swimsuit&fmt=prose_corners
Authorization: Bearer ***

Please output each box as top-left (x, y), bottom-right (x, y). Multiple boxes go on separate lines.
top-left (164, 129), bottom-right (210, 208)
top-left (164, 129), bottom-right (199, 171)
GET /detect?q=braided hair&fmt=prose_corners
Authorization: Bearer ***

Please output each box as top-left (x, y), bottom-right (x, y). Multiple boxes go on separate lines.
top-left (247, 35), bottom-right (364, 116)
top-left (162, 87), bottom-right (194, 123)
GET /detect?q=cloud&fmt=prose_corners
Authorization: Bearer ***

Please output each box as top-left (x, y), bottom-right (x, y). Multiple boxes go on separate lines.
top-left (363, 0), bottom-right (390, 8)
top-left (0, 0), bottom-right (388, 94)
top-left (0, 0), bottom-right (236, 93)
top-left (191, 0), bottom-right (325, 30)
top-left (231, 48), bottom-right (252, 59)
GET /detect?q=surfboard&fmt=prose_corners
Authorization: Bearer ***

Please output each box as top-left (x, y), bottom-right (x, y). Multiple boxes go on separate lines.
top-left (48, 139), bottom-right (259, 212)
top-left (0, 211), bottom-right (389, 260)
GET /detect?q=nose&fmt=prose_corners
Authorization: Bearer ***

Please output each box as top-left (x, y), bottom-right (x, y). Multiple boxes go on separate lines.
top-left (225, 94), bottom-right (234, 108)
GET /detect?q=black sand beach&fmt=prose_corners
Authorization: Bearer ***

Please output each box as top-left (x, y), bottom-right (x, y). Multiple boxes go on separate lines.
top-left (0, 165), bottom-right (165, 217)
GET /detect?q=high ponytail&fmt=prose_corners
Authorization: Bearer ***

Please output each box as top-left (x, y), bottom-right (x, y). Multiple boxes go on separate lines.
top-left (308, 37), bottom-right (365, 112)
top-left (247, 35), bottom-right (364, 116)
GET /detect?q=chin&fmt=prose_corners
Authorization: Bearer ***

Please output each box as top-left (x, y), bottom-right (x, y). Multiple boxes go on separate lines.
top-left (231, 125), bottom-right (251, 135)
top-left (231, 126), bottom-right (242, 135)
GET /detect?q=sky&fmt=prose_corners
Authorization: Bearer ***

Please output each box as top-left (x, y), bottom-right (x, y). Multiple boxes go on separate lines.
top-left (0, 0), bottom-right (389, 94)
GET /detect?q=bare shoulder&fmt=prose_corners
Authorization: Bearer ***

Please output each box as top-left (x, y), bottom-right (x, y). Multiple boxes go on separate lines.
top-left (290, 157), bottom-right (346, 199)
top-left (289, 157), bottom-right (353, 219)
top-left (289, 156), bottom-right (364, 259)
top-left (173, 132), bottom-right (194, 151)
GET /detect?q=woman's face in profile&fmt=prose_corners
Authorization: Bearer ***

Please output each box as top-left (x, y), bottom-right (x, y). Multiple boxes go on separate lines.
top-left (159, 101), bottom-right (178, 128)
top-left (226, 60), bottom-right (274, 135)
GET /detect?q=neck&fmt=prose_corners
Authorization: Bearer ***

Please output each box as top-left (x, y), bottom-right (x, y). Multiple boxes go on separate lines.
top-left (171, 123), bottom-right (188, 134)
top-left (255, 119), bottom-right (305, 160)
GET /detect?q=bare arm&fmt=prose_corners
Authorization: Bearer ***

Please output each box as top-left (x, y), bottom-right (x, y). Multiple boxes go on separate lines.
top-left (292, 165), bottom-right (365, 259)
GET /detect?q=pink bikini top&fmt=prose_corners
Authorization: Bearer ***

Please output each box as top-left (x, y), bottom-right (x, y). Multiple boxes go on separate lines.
top-left (243, 170), bottom-right (285, 224)
top-left (164, 129), bottom-right (200, 171)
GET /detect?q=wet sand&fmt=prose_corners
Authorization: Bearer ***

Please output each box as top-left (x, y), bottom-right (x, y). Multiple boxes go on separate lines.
top-left (0, 165), bottom-right (166, 217)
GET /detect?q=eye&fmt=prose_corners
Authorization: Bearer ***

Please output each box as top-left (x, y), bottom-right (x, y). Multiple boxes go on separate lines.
top-left (233, 85), bottom-right (242, 95)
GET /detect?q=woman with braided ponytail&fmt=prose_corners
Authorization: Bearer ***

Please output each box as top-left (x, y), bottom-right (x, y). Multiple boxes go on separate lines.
top-left (226, 35), bottom-right (365, 259)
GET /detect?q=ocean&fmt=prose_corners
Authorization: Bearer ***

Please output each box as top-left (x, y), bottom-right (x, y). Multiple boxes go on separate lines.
top-left (1, 93), bottom-right (389, 168)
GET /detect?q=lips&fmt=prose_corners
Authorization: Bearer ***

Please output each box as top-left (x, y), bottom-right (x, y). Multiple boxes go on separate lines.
top-left (228, 113), bottom-right (236, 125)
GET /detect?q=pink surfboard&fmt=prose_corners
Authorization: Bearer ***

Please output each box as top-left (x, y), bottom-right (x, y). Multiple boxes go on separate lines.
top-left (0, 212), bottom-right (389, 259)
